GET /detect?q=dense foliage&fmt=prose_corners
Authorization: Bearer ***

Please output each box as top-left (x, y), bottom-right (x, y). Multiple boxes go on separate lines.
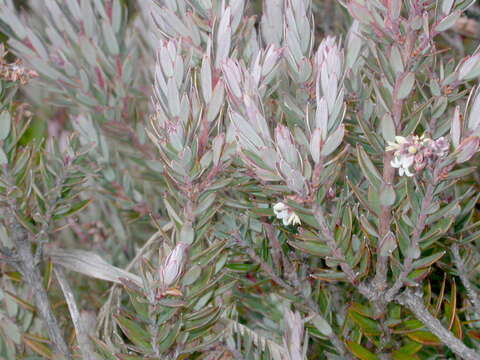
top-left (1, 0), bottom-right (480, 359)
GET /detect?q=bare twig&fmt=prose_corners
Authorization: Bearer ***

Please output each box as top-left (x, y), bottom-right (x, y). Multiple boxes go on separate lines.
top-left (452, 244), bottom-right (480, 317)
top-left (55, 266), bottom-right (96, 360)
top-left (397, 288), bottom-right (480, 360)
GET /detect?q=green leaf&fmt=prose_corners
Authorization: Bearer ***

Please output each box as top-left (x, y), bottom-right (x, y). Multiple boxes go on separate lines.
top-left (412, 251), bottom-right (445, 269)
top-left (226, 263), bottom-right (257, 272)
top-left (52, 199), bottom-right (91, 220)
top-left (288, 240), bottom-right (330, 257)
top-left (158, 320), bottom-right (181, 353)
top-left (311, 270), bottom-right (347, 282)
top-left (392, 342), bottom-right (422, 360)
top-left (406, 331), bottom-right (441, 346)
top-left (91, 338), bottom-right (117, 360)
top-left (346, 340), bottom-right (380, 360)
top-left (23, 334), bottom-right (53, 359)
top-left (115, 315), bottom-right (151, 351)
top-left (357, 146), bottom-right (382, 189)
top-left (349, 310), bottom-right (382, 336)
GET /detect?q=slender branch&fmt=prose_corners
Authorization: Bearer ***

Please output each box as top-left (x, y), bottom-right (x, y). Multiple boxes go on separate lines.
top-left (15, 224), bottom-right (71, 359)
top-left (385, 180), bottom-right (436, 302)
top-left (397, 289), bottom-right (480, 360)
top-left (312, 204), bottom-right (357, 283)
top-left (452, 244), bottom-right (480, 317)
top-left (55, 267), bottom-right (96, 360)
top-left (372, 151), bottom-right (396, 296)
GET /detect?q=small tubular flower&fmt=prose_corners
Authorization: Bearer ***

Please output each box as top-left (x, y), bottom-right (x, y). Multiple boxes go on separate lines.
top-left (273, 202), bottom-right (301, 226)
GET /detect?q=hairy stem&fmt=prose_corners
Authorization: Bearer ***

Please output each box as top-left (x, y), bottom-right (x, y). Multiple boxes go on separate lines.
top-left (397, 289), bottom-right (480, 360)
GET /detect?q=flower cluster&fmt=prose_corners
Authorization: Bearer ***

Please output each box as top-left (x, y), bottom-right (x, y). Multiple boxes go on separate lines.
top-left (273, 202), bottom-right (301, 226)
top-left (0, 59), bottom-right (38, 85)
top-left (387, 135), bottom-right (449, 176)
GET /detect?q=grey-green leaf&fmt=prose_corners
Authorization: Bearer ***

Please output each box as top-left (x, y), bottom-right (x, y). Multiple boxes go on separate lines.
top-left (0, 111), bottom-right (11, 140)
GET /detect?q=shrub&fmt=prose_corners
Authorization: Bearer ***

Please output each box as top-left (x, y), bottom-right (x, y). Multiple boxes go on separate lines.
top-left (1, 0), bottom-right (480, 359)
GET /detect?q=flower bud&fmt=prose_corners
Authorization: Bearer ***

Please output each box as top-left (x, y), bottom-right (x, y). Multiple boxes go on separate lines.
top-left (159, 243), bottom-right (188, 288)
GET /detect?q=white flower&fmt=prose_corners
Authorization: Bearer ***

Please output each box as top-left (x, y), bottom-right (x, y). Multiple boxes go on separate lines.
top-left (386, 136), bottom-right (408, 152)
top-left (273, 202), bottom-right (301, 226)
top-left (391, 154), bottom-right (414, 177)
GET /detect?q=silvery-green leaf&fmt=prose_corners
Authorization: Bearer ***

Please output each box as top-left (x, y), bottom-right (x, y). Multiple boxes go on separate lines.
top-left (180, 222), bottom-right (194, 244)
top-left (407, 245), bottom-right (421, 260)
top-left (46, 248), bottom-right (141, 285)
top-left (381, 113), bottom-right (395, 142)
top-left (275, 125), bottom-right (299, 168)
top-left (379, 232), bottom-right (397, 256)
top-left (207, 82), bottom-right (224, 123)
top-left (379, 183), bottom-right (396, 206)
top-left (450, 105), bottom-right (461, 148)
top-left (389, 46), bottom-right (404, 74)
top-left (468, 88), bottom-right (480, 131)
top-left (442, 0), bottom-right (455, 14)
top-left (0, 147), bottom-right (8, 165)
top-left (261, 0), bottom-right (284, 46)
top-left (311, 315), bottom-right (332, 336)
top-left (357, 146), bottom-right (382, 189)
top-left (102, 20), bottom-right (119, 55)
top-left (201, 55), bottom-right (212, 103)
top-left (212, 133), bottom-right (225, 166)
top-left (396, 72), bottom-right (415, 100)
top-left (215, 7), bottom-right (232, 69)
top-left (167, 78), bottom-right (181, 117)
top-left (112, 0), bottom-right (122, 33)
top-left (315, 98), bottom-right (328, 139)
top-left (321, 124), bottom-right (344, 157)
top-left (346, 21), bottom-right (362, 69)
top-left (435, 10), bottom-right (461, 32)
top-left (194, 193), bottom-right (216, 216)
top-left (0, 111), bottom-right (11, 141)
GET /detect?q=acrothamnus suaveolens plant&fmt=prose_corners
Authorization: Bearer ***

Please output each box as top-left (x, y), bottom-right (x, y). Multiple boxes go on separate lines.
top-left (1, 0), bottom-right (480, 359)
